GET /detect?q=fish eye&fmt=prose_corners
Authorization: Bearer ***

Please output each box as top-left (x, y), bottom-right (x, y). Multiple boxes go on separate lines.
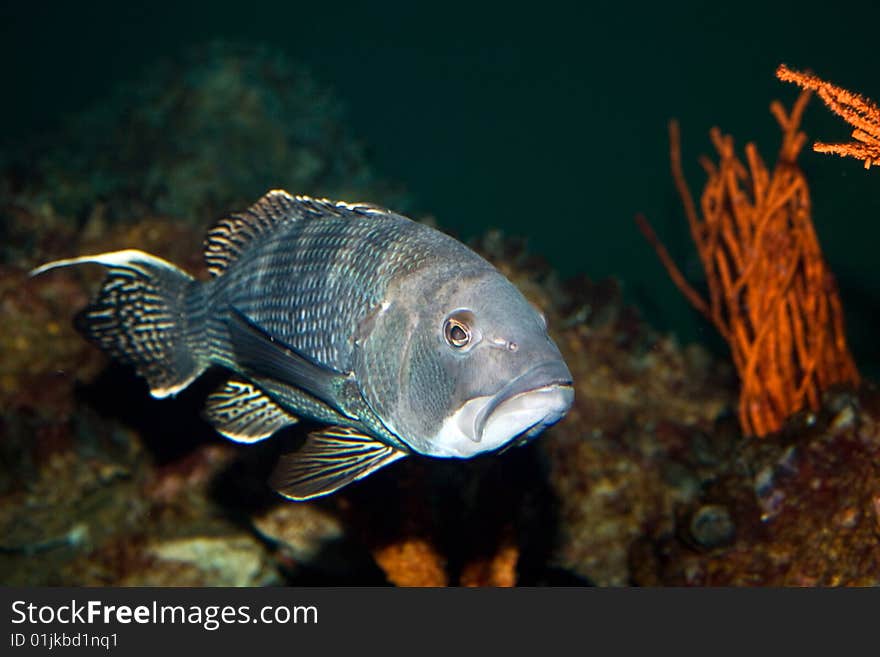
top-left (443, 311), bottom-right (474, 349)
top-left (444, 318), bottom-right (470, 348)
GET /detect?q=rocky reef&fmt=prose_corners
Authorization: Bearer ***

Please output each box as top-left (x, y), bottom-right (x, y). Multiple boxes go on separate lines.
top-left (1, 42), bottom-right (405, 235)
top-left (2, 45), bottom-right (877, 586)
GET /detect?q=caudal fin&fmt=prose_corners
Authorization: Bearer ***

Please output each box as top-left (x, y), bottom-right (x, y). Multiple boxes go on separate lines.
top-left (31, 249), bottom-right (206, 398)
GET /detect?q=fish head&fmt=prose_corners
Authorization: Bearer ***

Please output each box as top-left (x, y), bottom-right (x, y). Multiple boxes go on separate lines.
top-left (357, 267), bottom-right (573, 458)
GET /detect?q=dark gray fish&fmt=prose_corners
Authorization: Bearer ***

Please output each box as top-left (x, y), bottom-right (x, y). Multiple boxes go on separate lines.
top-left (33, 191), bottom-right (574, 499)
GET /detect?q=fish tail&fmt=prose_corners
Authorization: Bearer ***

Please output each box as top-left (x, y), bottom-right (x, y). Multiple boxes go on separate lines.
top-left (31, 249), bottom-right (208, 398)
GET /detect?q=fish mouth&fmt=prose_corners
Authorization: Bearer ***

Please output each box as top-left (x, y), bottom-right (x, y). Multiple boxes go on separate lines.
top-left (463, 360), bottom-right (574, 445)
top-left (426, 360), bottom-right (573, 458)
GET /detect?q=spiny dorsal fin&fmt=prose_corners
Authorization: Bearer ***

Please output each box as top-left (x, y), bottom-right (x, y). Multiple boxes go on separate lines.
top-left (204, 190), bottom-right (389, 277)
top-left (204, 378), bottom-right (298, 443)
top-left (270, 427), bottom-right (407, 500)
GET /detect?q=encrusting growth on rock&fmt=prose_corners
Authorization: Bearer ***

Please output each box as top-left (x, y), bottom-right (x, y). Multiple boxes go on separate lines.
top-left (372, 538), bottom-right (449, 587)
top-left (459, 541), bottom-right (519, 587)
top-left (637, 90), bottom-right (859, 437)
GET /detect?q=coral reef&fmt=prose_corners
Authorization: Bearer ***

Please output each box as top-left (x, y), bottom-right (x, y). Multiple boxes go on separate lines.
top-left (1, 42), bottom-right (404, 228)
top-left (1, 50), bottom-right (877, 587)
top-left (536, 280), bottom-right (735, 585)
top-left (637, 94), bottom-right (859, 437)
top-left (636, 388), bottom-right (880, 586)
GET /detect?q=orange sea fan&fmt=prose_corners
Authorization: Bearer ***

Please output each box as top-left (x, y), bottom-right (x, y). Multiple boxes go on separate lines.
top-left (372, 537), bottom-right (449, 587)
top-left (459, 538), bottom-right (519, 587)
top-left (776, 64), bottom-right (880, 169)
top-left (637, 90), bottom-right (860, 437)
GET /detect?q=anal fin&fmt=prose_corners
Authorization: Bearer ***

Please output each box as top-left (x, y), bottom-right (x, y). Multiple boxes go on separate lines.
top-left (270, 427), bottom-right (407, 500)
top-left (205, 378), bottom-right (298, 443)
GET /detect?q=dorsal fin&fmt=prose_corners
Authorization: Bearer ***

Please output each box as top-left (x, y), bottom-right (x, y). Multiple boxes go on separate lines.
top-left (204, 189), bottom-right (388, 276)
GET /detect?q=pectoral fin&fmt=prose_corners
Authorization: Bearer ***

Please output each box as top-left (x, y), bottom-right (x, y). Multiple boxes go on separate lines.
top-left (228, 306), bottom-right (351, 416)
top-left (204, 378), bottom-right (298, 443)
top-left (270, 427), bottom-right (407, 500)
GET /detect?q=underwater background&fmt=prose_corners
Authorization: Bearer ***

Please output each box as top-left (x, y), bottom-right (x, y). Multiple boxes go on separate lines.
top-left (2, 1), bottom-right (880, 585)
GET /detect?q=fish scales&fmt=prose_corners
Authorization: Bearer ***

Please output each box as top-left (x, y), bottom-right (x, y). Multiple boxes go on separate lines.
top-left (205, 209), bottom-right (471, 372)
top-left (33, 190), bottom-right (574, 499)
top-left (199, 207), bottom-right (496, 442)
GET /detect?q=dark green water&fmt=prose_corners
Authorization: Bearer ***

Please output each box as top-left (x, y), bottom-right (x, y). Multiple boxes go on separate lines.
top-left (3, 1), bottom-right (879, 375)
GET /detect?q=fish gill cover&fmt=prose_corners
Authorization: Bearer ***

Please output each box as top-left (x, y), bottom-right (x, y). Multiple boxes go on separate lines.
top-left (1, 44), bottom-right (880, 586)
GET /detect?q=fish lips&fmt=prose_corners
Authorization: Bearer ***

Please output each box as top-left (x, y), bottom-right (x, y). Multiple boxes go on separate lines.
top-left (464, 360), bottom-right (574, 445)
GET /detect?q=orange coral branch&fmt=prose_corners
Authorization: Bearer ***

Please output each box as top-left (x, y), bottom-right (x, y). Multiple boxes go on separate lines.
top-left (638, 90), bottom-right (860, 437)
top-left (635, 212), bottom-right (710, 319)
top-left (776, 64), bottom-right (880, 169)
top-left (372, 535), bottom-right (520, 587)
top-left (372, 538), bottom-right (448, 587)
top-left (459, 542), bottom-right (519, 587)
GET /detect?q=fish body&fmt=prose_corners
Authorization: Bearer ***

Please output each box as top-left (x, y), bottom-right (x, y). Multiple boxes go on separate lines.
top-left (33, 191), bottom-right (573, 499)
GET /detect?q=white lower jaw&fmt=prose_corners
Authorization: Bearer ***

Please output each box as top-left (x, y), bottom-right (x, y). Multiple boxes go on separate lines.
top-left (422, 386), bottom-right (572, 458)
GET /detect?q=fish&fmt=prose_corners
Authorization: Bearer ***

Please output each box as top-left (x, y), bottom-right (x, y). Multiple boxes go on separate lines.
top-left (32, 190), bottom-right (574, 500)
